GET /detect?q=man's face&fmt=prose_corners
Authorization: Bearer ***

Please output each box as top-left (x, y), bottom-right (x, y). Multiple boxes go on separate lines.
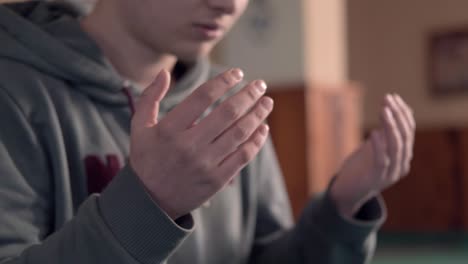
top-left (115, 0), bottom-right (249, 61)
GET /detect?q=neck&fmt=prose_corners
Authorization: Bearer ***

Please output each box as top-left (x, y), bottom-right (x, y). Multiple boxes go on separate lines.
top-left (80, 3), bottom-right (177, 89)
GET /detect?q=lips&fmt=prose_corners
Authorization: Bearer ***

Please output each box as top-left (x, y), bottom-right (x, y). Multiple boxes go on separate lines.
top-left (194, 21), bottom-right (223, 30)
top-left (192, 22), bottom-right (225, 40)
top-left (196, 22), bottom-right (221, 30)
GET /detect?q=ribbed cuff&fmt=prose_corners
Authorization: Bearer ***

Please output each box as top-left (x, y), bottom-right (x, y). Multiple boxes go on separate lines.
top-left (99, 164), bottom-right (194, 263)
top-left (301, 190), bottom-right (386, 246)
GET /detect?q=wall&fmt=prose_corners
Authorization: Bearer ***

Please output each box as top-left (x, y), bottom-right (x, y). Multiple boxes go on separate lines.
top-left (348, 0), bottom-right (468, 129)
top-left (218, 0), bottom-right (305, 86)
top-left (303, 0), bottom-right (348, 85)
top-left (218, 0), bottom-right (348, 88)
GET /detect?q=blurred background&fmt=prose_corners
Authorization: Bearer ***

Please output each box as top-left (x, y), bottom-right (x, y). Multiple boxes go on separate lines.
top-left (216, 1), bottom-right (468, 263)
top-left (3, 0), bottom-right (468, 263)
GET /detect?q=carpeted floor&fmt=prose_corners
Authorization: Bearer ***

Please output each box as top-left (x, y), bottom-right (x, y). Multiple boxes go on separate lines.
top-left (372, 233), bottom-right (468, 264)
top-left (373, 247), bottom-right (468, 264)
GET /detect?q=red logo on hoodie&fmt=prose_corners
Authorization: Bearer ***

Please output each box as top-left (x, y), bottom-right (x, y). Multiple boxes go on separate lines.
top-left (84, 155), bottom-right (121, 194)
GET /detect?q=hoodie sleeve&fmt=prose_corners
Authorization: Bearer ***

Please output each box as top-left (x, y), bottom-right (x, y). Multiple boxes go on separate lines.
top-left (0, 87), bottom-right (194, 264)
top-left (247, 137), bottom-right (387, 264)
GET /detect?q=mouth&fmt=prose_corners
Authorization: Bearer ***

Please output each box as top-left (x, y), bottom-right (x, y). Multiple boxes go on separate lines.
top-left (192, 22), bottom-right (225, 40)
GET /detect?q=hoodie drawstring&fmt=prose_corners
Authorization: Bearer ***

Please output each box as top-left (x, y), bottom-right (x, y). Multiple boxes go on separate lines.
top-left (122, 87), bottom-right (135, 115)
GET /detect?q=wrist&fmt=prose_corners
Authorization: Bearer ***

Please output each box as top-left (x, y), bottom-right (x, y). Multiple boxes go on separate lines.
top-left (128, 160), bottom-right (182, 220)
top-left (330, 180), bottom-right (376, 219)
top-left (148, 192), bottom-right (181, 220)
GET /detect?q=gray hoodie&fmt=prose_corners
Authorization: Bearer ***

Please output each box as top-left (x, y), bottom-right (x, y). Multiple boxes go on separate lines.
top-left (0, 2), bottom-right (385, 264)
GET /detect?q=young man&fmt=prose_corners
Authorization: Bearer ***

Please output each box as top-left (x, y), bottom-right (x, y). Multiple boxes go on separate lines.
top-left (0, 0), bottom-right (415, 263)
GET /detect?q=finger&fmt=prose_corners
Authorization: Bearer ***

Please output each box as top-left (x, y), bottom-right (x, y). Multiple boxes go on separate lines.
top-left (389, 95), bottom-right (414, 175)
top-left (131, 70), bottom-right (171, 130)
top-left (393, 95), bottom-right (416, 131)
top-left (162, 68), bottom-right (244, 131)
top-left (395, 95), bottom-right (416, 175)
top-left (195, 80), bottom-right (268, 144)
top-left (385, 95), bottom-right (412, 175)
top-left (393, 95), bottom-right (416, 162)
top-left (216, 124), bottom-right (269, 183)
top-left (381, 104), bottom-right (403, 181)
top-left (208, 96), bottom-right (273, 163)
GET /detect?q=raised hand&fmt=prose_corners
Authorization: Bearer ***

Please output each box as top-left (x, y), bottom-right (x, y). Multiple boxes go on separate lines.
top-left (330, 94), bottom-right (415, 218)
top-left (129, 69), bottom-right (273, 220)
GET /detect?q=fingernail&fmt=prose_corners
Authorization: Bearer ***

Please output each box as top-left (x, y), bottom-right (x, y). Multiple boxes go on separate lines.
top-left (261, 97), bottom-right (274, 109)
top-left (154, 70), bottom-right (165, 86)
top-left (255, 80), bottom-right (267, 94)
top-left (260, 124), bottom-right (270, 135)
top-left (231, 68), bottom-right (244, 81)
top-left (384, 107), bottom-right (392, 116)
top-left (396, 94), bottom-right (403, 103)
top-left (143, 70), bottom-right (166, 97)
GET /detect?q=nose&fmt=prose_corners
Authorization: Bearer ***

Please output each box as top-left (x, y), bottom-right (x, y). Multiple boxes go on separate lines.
top-left (205, 0), bottom-right (236, 15)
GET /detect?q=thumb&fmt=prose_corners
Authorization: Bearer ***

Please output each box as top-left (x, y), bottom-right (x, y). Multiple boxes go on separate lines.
top-left (147, 69), bottom-right (171, 102)
top-left (133, 70), bottom-right (171, 129)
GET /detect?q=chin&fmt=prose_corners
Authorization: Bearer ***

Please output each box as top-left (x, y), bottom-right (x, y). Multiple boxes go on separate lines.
top-left (173, 43), bottom-right (215, 62)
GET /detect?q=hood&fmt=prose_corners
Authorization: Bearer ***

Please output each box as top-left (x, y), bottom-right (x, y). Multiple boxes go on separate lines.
top-left (0, 1), bottom-right (210, 108)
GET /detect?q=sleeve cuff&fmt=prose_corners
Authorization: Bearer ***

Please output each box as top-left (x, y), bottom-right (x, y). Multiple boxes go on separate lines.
top-left (98, 164), bottom-right (194, 263)
top-left (300, 190), bottom-right (387, 246)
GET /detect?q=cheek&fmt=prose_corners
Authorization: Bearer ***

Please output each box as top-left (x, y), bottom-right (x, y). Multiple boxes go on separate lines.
top-left (236, 0), bottom-right (249, 17)
top-left (134, 0), bottom-right (183, 27)
top-left (132, 5), bottom-right (181, 39)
